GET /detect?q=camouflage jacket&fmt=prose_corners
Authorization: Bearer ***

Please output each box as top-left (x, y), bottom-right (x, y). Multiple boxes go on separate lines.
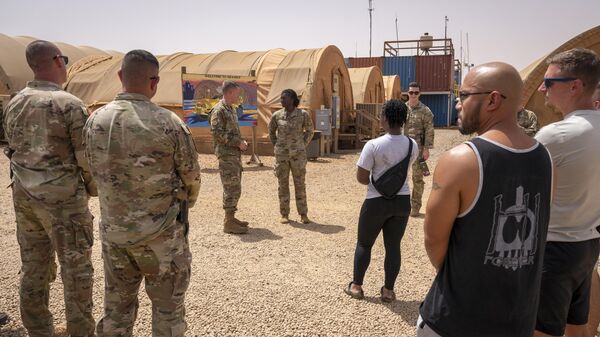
top-left (84, 92), bottom-right (201, 246)
top-left (517, 108), bottom-right (539, 137)
top-left (210, 100), bottom-right (242, 157)
top-left (404, 101), bottom-right (435, 149)
top-left (268, 108), bottom-right (314, 156)
top-left (3, 80), bottom-right (95, 204)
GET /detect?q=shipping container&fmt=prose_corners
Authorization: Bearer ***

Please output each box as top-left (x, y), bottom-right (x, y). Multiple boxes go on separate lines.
top-left (347, 57), bottom-right (384, 70)
top-left (420, 93), bottom-right (454, 127)
top-left (383, 56), bottom-right (416, 92)
top-left (415, 55), bottom-right (453, 92)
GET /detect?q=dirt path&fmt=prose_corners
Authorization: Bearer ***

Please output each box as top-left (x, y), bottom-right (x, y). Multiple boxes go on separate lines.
top-left (0, 129), bottom-right (469, 337)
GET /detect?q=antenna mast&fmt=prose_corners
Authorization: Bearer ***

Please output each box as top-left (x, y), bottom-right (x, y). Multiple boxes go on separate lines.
top-left (444, 16), bottom-right (449, 54)
top-left (368, 0), bottom-right (374, 57)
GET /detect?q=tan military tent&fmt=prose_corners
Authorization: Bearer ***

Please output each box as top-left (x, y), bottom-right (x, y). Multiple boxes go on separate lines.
top-left (521, 25), bottom-right (600, 127)
top-left (65, 45), bottom-right (354, 154)
top-left (0, 33), bottom-right (32, 94)
top-left (0, 33), bottom-right (118, 95)
top-left (348, 66), bottom-right (384, 106)
top-left (383, 75), bottom-right (402, 100)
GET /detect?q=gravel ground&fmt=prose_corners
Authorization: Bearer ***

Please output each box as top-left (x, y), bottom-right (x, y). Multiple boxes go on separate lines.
top-left (0, 129), bottom-right (469, 337)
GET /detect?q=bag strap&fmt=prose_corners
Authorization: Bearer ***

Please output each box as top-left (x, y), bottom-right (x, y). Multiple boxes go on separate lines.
top-left (370, 136), bottom-right (413, 185)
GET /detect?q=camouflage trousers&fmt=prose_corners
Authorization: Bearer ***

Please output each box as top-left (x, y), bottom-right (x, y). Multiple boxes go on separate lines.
top-left (12, 183), bottom-right (94, 337)
top-left (274, 152), bottom-right (308, 216)
top-left (411, 160), bottom-right (425, 212)
top-left (218, 155), bottom-right (243, 212)
top-left (97, 222), bottom-right (191, 337)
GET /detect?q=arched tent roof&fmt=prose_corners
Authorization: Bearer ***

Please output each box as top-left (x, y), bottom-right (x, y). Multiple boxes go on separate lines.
top-left (521, 25), bottom-right (600, 127)
top-left (65, 45), bottom-right (354, 149)
top-left (13, 35), bottom-right (115, 69)
top-left (383, 75), bottom-right (402, 100)
top-left (0, 33), bottom-right (31, 94)
top-left (348, 66), bottom-right (384, 105)
top-left (0, 34), bottom-right (116, 94)
top-left (260, 45), bottom-right (354, 118)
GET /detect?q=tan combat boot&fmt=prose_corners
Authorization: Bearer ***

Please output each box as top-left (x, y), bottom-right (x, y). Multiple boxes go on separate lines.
top-left (233, 213), bottom-right (249, 227)
top-left (223, 212), bottom-right (248, 234)
top-left (300, 214), bottom-right (311, 224)
top-left (280, 215), bottom-right (290, 224)
top-left (53, 325), bottom-right (68, 337)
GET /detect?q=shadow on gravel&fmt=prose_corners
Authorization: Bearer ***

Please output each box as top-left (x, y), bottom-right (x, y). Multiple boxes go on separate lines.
top-left (288, 220), bottom-right (345, 234)
top-left (238, 227), bottom-right (283, 243)
top-left (363, 297), bottom-right (421, 325)
top-left (0, 327), bottom-right (27, 337)
top-left (201, 165), bottom-right (273, 174)
top-left (243, 165), bottom-right (273, 172)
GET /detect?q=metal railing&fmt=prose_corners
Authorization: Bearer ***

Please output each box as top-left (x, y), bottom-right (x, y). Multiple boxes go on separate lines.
top-left (383, 38), bottom-right (454, 57)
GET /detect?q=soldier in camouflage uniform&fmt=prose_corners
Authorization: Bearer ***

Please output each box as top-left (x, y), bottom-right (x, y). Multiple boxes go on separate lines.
top-left (3, 41), bottom-right (96, 337)
top-left (268, 89), bottom-right (314, 224)
top-left (516, 107), bottom-right (539, 137)
top-left (403, 82), bottom-right (434, 217)
top-left (84, 50), bottom-right (201, 337)
top-left (210, 80), bottom-right (249, 234)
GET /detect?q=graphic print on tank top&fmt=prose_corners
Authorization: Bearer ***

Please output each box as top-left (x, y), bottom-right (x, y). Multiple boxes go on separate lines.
top-left (484, 186), bottom-right (541, 271)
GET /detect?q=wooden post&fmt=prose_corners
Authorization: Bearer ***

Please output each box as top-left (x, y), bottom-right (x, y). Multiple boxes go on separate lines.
top-left (246, 125), bottom-right (263, 166)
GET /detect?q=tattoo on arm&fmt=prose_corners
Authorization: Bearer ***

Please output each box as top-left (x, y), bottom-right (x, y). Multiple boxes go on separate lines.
top-left (432, 182), bottom-right (442, 190)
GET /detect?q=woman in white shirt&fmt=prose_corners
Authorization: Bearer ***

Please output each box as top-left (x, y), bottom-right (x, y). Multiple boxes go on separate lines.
top-left (345, 99), bottom-right (418, 302)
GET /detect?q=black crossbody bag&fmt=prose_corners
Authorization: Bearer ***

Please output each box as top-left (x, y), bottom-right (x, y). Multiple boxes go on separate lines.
top-left (370, 137), bottom-right (413, 199)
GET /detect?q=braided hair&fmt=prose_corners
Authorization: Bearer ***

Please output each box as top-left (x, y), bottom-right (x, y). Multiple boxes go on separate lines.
top-left (282, 89), bottom-right (300, 107)
top-left (382, 99), bottom-right (408, 128)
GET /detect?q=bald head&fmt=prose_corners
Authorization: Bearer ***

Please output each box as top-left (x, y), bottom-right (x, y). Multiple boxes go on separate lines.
top-left (26, 40), bottom-right (61, 72)
top-left (466, 62), bottom-right (523, 114)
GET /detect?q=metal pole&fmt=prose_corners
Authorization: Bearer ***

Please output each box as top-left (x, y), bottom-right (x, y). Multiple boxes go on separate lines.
top-left (369, 0), bottom-right (373, 57)
top-left (444, 16), bottom-right (448, 55)
top-left (395, 13), bottom-right (399, 51)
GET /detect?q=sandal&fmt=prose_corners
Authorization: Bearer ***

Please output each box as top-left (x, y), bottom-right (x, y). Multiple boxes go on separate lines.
top-left (344, 282), bottom-right (364, 300)
top-left (380, 286), bottom-right (396, 303)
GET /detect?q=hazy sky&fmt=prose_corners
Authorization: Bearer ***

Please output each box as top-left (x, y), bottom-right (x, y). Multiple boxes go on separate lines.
top-left (1, 0), bottom-right (598, 71)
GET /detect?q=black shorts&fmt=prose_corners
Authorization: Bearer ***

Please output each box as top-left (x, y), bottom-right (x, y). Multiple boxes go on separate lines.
top-left (536, 238), bottom-right (600, 336)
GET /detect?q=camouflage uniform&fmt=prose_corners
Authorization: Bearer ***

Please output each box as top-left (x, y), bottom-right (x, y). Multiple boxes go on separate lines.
top-left (517, 108), bottom-right (539, 137)
top-left (210, 100), bottom-right (244, 212)
top-left (4, 80), bottom-right (96, 337)
top-left (268, 108), bottom-right (314, 217)
top-left (403, 101), bottom-right (434, 214)
top-left (84, 92), bottom-right (201, 337)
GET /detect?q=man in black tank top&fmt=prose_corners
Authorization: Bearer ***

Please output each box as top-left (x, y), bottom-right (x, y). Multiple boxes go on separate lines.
top-left (418, 62), bottom-right (553, 337)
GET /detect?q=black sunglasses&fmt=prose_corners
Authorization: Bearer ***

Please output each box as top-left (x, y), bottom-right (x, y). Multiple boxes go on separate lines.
top-left (543, 77), bottom-right (577, 89)
top-left (458, 91), bottom-right (507, 102)
top-left (53, 55), bottom-right (69, 65)
top-left (408, 91), bottom-right (420, 95)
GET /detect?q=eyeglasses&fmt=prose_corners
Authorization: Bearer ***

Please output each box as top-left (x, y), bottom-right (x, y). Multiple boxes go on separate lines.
top-left (542, 77), bottom-right (577, 89)
top-left (458, 91), bottom-right (506, 102)
top-left (53, 55), bottom-right (69, 65)
top-left (408, 91), bottom-right (420, 95)
top-left (149, 76), bottom-right (160, 81)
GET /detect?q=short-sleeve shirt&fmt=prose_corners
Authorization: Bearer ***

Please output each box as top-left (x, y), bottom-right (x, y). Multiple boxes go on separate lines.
top-left (357, 134), bottom-right (418, 199)
top-left (535, 109), bottom-right (600, 242)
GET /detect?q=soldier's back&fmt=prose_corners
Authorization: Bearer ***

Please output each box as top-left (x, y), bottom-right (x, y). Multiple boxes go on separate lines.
top-left (86, 93), bottom-right (188, 245)
top-left (4, 81), bottom-right (87, 204)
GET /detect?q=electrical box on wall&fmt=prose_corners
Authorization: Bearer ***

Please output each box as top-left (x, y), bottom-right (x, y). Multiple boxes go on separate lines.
top-left (315, 109), bottom-right (331, 136)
